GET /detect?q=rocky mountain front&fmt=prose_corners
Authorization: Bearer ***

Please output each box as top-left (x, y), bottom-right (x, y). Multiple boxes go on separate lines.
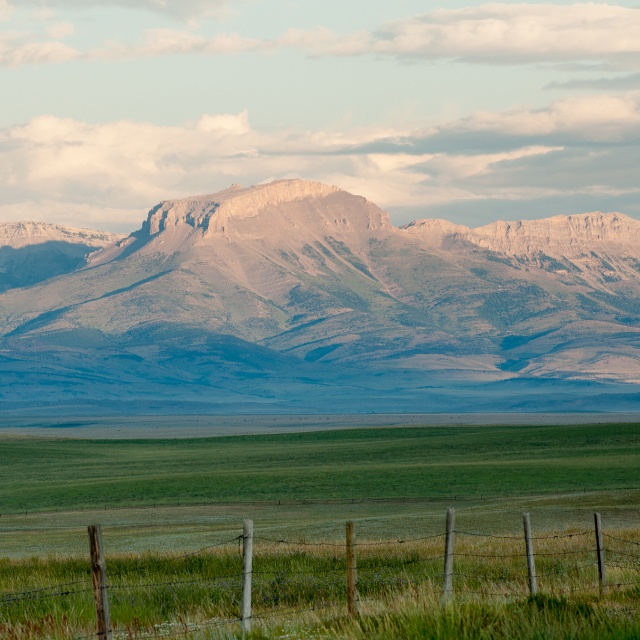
top-left (0, 179), bottom-right (639, 414)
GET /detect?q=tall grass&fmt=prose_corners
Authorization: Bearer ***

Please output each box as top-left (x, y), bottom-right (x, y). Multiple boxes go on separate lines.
top-left (1, 528), bottom-right (639, 639)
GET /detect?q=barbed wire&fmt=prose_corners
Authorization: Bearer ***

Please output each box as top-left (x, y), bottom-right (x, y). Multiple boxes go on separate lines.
top-left (253, 566), bottom-right (346, 578)
top-left (606, 562), bottom-right (640, 571)
top-left (253, 533), bottom-right (444, 548)
top-left (455, 530), bottom-right (522, 540)
top-left (0, 580), bottom-right (92, 606)
top-left (546, 582), bottom-right (601, 595)
top-left (179, 535), bottom-right (244, 558)
top-left (355, 534), bottom-right (445, 546)
top-left (605, 548), bottom-right (640, 560)
top-left (254, 536), bottom-right (345, 548)
top-left (108, 574), bottom-right (243, 591)
top-left (534, 531), bottom-right (591, 540)
top-left (603, 533), bottom-right (640, 547)
top-left (4, 522), bottom-right (640, 640)
top-left (456, 551), bottom-right (528, 558)
top-left (456, 588), bottom-right (519, 597)
top-left (536, 549), bottom-right (593, 557)
top-left (535, 565), bottom-right (598, 578)
top-left (1, 586), bottom-right (92, 606)
top-left (608, 580), bottom-right (640, 589)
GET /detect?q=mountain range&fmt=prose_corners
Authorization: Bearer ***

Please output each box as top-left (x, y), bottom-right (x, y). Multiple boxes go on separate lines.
top-left (1, 179), bottom-right (639, 415)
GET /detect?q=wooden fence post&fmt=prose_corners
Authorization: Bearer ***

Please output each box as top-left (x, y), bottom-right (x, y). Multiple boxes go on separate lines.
top-left (88, 525), bottom-right (112, 640)
top-left (241, 519), bottom-right (253, 632)
top-left (346, 521), bottom-right (359, 616)
top-left (442, 507), bottom-right (455, 602)
top-left (523, 512), bottom-right (538, 596)
top-left (594, 512), bottom-right (606, 594)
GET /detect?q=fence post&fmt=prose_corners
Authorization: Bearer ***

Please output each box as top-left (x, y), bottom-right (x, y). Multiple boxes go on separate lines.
top-left (346, 521), bottom-right (359, 616)
top-left (241, 519), bottom-right (253, 632)
top-left (442, 507), bottom-right (455, 602)
top-left (88, 525), bottom-right (112, 640)
top-left (594, 512), bottom-right (606, 594)
top-left (523, 512), bottom-right (538, 596)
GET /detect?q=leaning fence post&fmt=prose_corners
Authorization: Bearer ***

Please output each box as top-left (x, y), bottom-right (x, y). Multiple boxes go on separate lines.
top-left (346, 521), bottom-right (359, 616)
top-left (523, 512), bottom-right (538, 596)
top-left (442, 507), bottom-right (455, 602)
top-left (594, 513), bottom-right (606, 594)
top-left (241, 519), bottom-right (253, 632)
top-left (88, 525), bottom-right (112, 640)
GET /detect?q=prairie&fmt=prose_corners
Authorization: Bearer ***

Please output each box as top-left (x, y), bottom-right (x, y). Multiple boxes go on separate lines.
top-left (0, 421), bottom-right (639, 638)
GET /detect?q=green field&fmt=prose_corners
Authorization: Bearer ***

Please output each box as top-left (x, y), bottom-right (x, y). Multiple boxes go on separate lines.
top-left (1, 422), bottom-right (640, 638)
top-left (0, 422), bottom-right (639, 556)
top-left (2, 422), bottom-right (639, 512)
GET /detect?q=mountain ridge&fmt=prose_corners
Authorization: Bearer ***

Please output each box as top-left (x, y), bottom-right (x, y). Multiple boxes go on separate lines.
top-left (1, 179), bottom-right (639, 414)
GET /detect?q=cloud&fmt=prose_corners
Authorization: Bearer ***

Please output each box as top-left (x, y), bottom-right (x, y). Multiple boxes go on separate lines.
top-left (548, 72), bottom-right (640, 92)
top-left (0, 31), bottom-right (80, 66)
top-left (0, 0), bottom-right (13, 20)
top-left (2, 93), bottom-right (640, 231)
top-left (93, 28), bottom-right (263, 59)
top-left (292, 3), bottom-right (640, 67)
top-left (81, 3), bottom-right (640, 67)
top-left (4, 2), bottom-right (640, 69)
top-left (9, 0), bottom-right (240, 21)
top-left (450, 94), bottom-right (640, 140)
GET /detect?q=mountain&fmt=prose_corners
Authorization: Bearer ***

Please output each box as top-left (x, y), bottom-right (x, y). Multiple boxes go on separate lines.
top-left (0, 180), bottom-right (639, 415)
top-left (0, 222), bottom-right (123, 293)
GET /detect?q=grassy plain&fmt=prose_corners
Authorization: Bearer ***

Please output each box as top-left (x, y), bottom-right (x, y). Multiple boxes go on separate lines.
top-left (1, 421), bottom-right (639, 638)
top-left (2, 422), bottom-right (640, 510)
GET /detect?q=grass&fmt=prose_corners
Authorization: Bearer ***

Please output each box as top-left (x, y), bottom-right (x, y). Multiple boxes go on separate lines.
top-left (1, 423), bottom-right (639, 514)
top-left (1, 529), bottom-right (640, 638)
top-left (1, 421), bottom-right (639, 637)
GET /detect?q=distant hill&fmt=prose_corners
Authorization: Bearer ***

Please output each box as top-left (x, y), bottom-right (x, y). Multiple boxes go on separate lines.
top-left (0, 221), bottom-right (123, 292)
top-left (0, 180), bottom-right (639, 414)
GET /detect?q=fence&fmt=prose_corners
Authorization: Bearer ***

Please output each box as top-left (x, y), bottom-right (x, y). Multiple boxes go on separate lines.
top-left (1, 509), bottom-right (640, 639)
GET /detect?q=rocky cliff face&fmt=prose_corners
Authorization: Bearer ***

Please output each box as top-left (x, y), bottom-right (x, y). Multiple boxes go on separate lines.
top-left (404, 211), bottom-right (640, 288)
top-left (143, 180), bottom-right (345, 236)
top-left (467, 212), bottom-right (639, 254)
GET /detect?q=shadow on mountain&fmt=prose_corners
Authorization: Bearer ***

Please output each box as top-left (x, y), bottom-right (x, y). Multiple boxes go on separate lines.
top-left (0, 242), bottom-right (98, 292)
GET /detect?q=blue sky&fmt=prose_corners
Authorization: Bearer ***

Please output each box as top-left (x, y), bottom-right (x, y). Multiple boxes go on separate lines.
top-left (1, 0), bottom-right (640, 232)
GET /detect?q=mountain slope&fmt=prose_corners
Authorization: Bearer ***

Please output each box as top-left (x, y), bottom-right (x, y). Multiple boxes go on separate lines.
top-left (0, 180), bottom-right (639, 413)
top-left (0, 222), bottom-right (123, 292)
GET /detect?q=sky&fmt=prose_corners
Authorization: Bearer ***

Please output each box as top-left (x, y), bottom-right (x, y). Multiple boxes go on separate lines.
top-left (1, 0), bottom-right (640, 233)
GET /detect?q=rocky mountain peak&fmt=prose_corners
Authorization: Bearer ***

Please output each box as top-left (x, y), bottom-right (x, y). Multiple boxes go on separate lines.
top-left (144, 179), bottom-right (342, 236)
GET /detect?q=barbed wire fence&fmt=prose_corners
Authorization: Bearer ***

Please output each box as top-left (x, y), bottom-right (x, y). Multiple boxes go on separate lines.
top-left (1, 509), bottom-right (639, 639)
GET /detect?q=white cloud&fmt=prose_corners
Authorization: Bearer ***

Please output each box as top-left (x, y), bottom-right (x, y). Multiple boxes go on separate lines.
top-left (2, 93), bottom-right (640, 232)
top-left (93, 28), bottom-right (262, 59)
top-left (14, 0), bottom-right (240, 21)
top-left (4, 3), bottom-right (640, 69)
top-left (0, 32), bottom-right (79, 66)
top-left (296, 3), bottom-right (640, 66)
top-left (453, 93), bottom-right (640, 140)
